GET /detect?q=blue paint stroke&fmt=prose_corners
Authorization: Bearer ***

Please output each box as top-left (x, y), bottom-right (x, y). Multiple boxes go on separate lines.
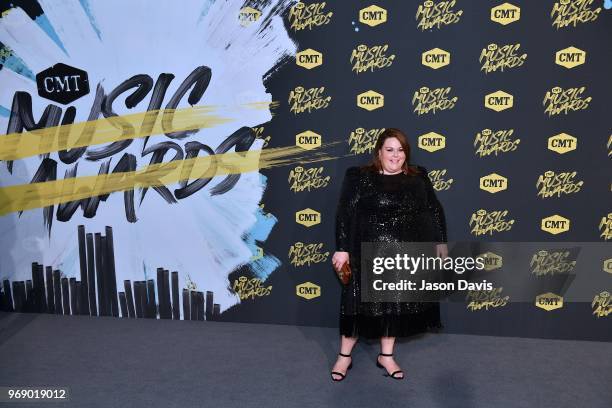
top-left (34, 15), bottom-right (69, 56)
top-left (0, 105), bottom-right (10, 117)
top-left (0, 49), bottom-right (35, 80)
top-left (244, 174), bottom-right (281, 280)
top-left (604, 0), bottom-right (612, 9)
top-left (78, 0), bottom-right (102, 40)
top-left (197, 0), bottom-right (215, 24)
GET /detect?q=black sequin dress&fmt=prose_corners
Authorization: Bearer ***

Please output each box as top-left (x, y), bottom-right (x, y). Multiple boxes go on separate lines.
top-left (335, 165), bottom-right (447, 338)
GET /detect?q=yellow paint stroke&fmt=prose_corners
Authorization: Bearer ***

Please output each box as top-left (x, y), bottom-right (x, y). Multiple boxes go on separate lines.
top-left (0, 102), bottom-right (277, 161)
top-left (0, 141), bottom-right (345, 216)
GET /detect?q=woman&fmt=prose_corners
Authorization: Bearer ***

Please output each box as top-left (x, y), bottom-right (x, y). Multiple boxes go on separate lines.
top-left (330, 128), bottom-right (448, 381)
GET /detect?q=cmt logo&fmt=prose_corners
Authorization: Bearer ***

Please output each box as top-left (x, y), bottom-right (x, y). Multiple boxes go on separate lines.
top-left (491, 2), bottom-right (520, 25)
top-left (603, 258), bottom-right (612, 274)
top-left (296, 48), bottom-right (323, 69)
top-left (485, 90), bottom-right (513, 111)
top-left (555, 46), bottom-right (586, 69)
top-left (422, 48), bottom-right (451, 69)
top-left (535, 293), bottom-right (564, 311)
top-left (238, 7), bottom-right (262, 26)
top-left (296, 282), bottom-right (321, 299)
top-left (296, 130), bottom-right (321, 150)
top-left (359, 5), bottom-right (387, 27)
top-left (480, 173), bottom-right (508, 193)
top-left (478, 252), bottom-right (503, 271)
top-left (295, 208), bottom-right (321, 227)
top-left (541, 215), bottom-right (570, 235)
top-left (418, 132), bottom-right (446, 152)
top-left (36, 63), bottom-right (90, 105)
top-left (357, 90), bottom-right (384, 111)
top-left (547, 133), bottom-right (577, 154)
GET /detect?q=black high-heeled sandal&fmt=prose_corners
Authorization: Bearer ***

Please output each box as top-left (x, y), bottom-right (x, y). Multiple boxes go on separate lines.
top-left (376, 353), bottom-right (404, 380)
top-left (330, 352), bottom-right (353, 382)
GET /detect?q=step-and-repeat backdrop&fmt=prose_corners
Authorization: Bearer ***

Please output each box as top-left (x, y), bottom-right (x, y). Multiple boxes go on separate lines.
top-left (0, 0), bottom-right (610, 340)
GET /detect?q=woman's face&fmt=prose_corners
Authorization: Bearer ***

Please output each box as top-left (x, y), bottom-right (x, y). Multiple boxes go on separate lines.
top-left (378, 137), bottom-right (406, 174)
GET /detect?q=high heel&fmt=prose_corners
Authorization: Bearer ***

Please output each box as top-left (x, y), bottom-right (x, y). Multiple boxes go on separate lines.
top-left (376, 353), bottom-right (404, 380)
top-left (331, 352), bottom-right (353, 382)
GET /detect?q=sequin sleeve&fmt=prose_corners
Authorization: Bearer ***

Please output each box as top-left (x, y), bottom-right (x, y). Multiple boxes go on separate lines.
top-left (335, 167), bottom-right (361, 252)
top-left (418, 166), bottom-right (448, 243)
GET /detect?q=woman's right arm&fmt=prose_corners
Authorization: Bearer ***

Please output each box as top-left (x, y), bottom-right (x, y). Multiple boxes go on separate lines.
top-left (333, 167), bottom-right (360, 270)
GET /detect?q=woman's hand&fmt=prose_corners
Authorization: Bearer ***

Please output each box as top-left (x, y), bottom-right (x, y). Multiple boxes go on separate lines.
top-left (332, 251), bottom-right (349, 272)
top-left (436, 243), bottom-right (448, 259)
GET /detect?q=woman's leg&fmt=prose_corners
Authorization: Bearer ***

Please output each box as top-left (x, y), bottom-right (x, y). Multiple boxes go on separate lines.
top-left (378, 336), bottom-right (404, 378)
top-left (331, 335), bottom-right (358, 380)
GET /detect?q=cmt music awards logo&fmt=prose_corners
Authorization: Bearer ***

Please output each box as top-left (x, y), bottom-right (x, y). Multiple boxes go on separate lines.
top-left (288, 242), bottom-right (329, 267)
top-left (599, 213), bottom-right (612, 240)
top-left (477, 252), bottom-right (503, 271)
top-left (535, 293), bottom-right (564, 311)
top-left (412, 87), bottom-right (458, 115)
top-left (288, 86), bottom-right (331, 114)
top-left (296, 282), bottom-right (321, 300)
top-left (551, 0), bottom-right (601, 29)
top-left (474, 129), bottom-right (520, 157)
top-left (536, 171), bottom-right (583, 198)
top-left (288, 166), bottom-right (331, 192)
top-left (418, 132), bottom-right (446, 153)
top-left (555, 46), bottom-right (586, 69)
top-left (232, 276), bottom-right (272, 300)
top-left (416, 0), bottom-right (463, 31)
top-left (548, 133), bottom-right (577, 154)
top-left (429, 169), bottom-right (453, 191)
top-left (348, 128), bottom-right (385, 155)
top-left (479, 43), bottom-right (527, 73)
top-left (357, 90), bottom-right (384, 111)
top-left (543, 86), bottom-right (591, 116)
top-left (350, 44), bottom-right (395, 74)
top-left (466, 288), bottom-right (509, 311)
top-left (238, 7), bottom-right (262, 26)
top-left (422, 48), bottom-right (451, 69)
top-left (288, 1), bottom-right (333, 31)
top-left (485, 90), bottom-right (513, 112)
top-left (530, 250), bottom-right (577, 276)
top-left (541, 215), bottom-right (571, 235)
top-left (36, 63), bottom-right (90, 104)
top-left (296, 48), bottom-right (323, 70)
top-left (592, 291), bottom-right (611, 318)
top-left (490, 2), bottom-right (521, 25)
top-left (469, 209), bottom-right (515, 236)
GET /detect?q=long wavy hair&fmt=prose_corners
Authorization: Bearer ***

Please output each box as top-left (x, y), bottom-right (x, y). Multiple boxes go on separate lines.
top-left (363, 128), bottom-right (420, 176)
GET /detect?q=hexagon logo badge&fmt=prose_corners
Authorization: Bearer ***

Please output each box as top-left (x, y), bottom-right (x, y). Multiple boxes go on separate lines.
top-left (541, 215), bottom-right (571, 235)
top-left (296, 282), bottom-right (321, 299)
top-left (535, 292), bottom-right (563, 311)
top-left (295, 208), bottom-right (321, 227)
top-left (491, 3), bottom-right (520, 25)
top-left (485, 90), bottom-right (514, 112)
top-left (357, 90), bottom-right (384, 111)
top-left (418, 132), bottom-right (446, 152)
top-left (603, 258), bottom-right (612, 274)
top-left (480, 173), bottom-right (508, 193)
top-left (296, 48), bottom-right (323, 69)
top-left (422, 48), bottom-right (451, 69)
top-left (295, 130), bottom-right (322, 150)
top-left (547, 133), bottom-right (577, 154)
top-left (478, 251), bottom-right (503, 271)
top-left (359, 5), bottom-right (387, 27)
top-left (555, 46), bottom-right (586, 69)
top-left (36, 63), bottom-right (90, 105)
top-left (239, 7), bottom-right (261, 26)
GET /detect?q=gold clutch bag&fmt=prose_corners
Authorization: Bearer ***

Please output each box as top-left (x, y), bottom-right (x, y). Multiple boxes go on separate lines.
top-left (339, 263), bottom-right (352, 285)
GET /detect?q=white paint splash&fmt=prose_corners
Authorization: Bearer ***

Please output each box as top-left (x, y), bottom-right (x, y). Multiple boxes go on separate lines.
top-left (0, 0), bottom-right (298, 315)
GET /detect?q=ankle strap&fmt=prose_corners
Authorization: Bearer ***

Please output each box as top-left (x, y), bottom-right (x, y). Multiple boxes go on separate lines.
top-left (339, 352), bottom-right (351, 357)
top-left (379, 352), bottom-right (393, 356)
